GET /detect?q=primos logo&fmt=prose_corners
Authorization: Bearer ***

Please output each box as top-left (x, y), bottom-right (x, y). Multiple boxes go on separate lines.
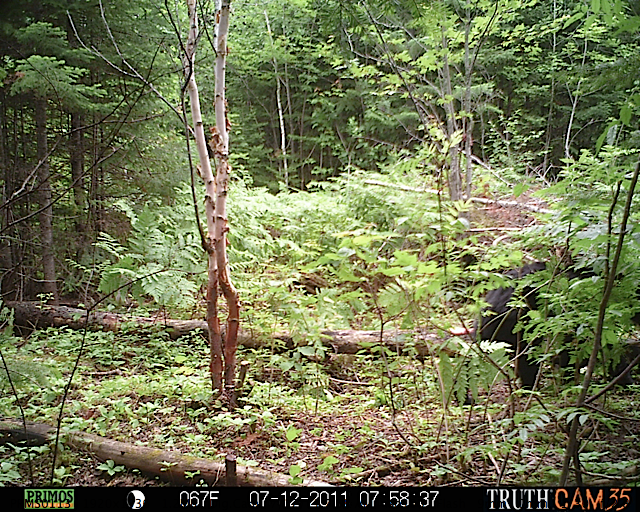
top-left (24, 489), bottom-right (75, 509)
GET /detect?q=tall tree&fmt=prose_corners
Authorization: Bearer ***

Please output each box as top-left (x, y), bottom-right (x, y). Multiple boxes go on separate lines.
top-left (0, 1), bottom-right (184, 303)
top-left (10, 23), bottom-right (103, 301)
top-left (34, 95), bottom-right (58, 302)
top-left (182, 0), bottom-right (239, 400)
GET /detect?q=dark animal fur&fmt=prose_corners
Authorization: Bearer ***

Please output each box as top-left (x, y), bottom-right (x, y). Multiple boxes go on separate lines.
top-left (476, 262), bottom-right (639, 389)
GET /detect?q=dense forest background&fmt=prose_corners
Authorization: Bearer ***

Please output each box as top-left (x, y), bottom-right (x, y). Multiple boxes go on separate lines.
top-left (1, 0), bottom-right (638, 305)
top-left (1, 0), bottom-right (640, 489)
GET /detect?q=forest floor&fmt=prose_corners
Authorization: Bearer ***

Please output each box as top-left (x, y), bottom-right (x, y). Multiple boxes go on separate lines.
top-left (10, 356), bottom-right (639, 488)
top-left (3, 200), bottom-right (640, 488)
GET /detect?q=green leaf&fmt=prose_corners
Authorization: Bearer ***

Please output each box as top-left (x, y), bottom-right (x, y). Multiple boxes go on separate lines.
top-left (620, 105), bottom-right (632, 126)
top-left (289, 464), bottom-right (302, 477)
top-left (392, 251), bottom-right (418, 267)
top-left (584, 14), bottom-right (597, 29)
top-left (318, 455), bottom-right (339, 471)
top-left (352, 235), bottom-right (374, 247)
top-left (336, 247), bottom-right (356, 259)
top-left (341, 467), bottom-right (364, 475)
top-left (563, 11), bottom-right (585, 29)
top-left (285, 426), bottom-right (302, 442)
top-left (298, 346), bottom-right (316, 357)
top-left (380, 267), bottom-right (407, 277)
top-left (513, 183), bottom-right (524, 198)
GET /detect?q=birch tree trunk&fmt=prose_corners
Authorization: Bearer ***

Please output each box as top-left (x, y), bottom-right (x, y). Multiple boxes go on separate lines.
top-left (264, 10), bottom-right (288, 187)
top-left (183, 0), bottom-right (239, 401)
top-left (184, 0), bottom-right (220, 392)
top-left (212, 0), bottom-right (240, 401)
top-left (564, 38), bottom-right (588, 160)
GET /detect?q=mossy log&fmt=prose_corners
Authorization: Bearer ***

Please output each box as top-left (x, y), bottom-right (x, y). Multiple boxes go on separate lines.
top-left (0, 419), bottom-right (329, 486)
top-left (5, 301), bottom-right (460, 357)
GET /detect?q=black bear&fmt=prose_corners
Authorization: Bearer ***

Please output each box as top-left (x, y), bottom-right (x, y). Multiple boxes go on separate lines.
top-left (476, 262), bottom-right (640, 389)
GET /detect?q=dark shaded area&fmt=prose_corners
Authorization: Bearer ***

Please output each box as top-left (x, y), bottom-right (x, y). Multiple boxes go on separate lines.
top-left (476, 262), bottom-right (640, 389)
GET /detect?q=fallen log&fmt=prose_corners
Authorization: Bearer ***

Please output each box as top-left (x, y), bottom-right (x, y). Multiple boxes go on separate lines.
top-left (6, 301), bottom-right (209, 341)
top-left (363, 179), bottom-right (553, 214)
top-left (5, 302), bottom-right (460, 357)
top-left (0, 419), bottom-right (329, 487)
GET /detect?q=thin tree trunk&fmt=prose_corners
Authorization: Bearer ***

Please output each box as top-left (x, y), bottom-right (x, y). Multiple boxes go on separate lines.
top-left (1, 106), bottom-right (25, 300)
top-left (440, 29), bottom-right (461, 201)
top-left (183, 0), bottom-right (239, 401)
top-left (89, 113), bottom-right (98, 231)
top-left (89, 104), bottom-right (104, 235)
top-left (463, 16), bottom-right (473, 200)
top-left (543, 78), bottom-right (556, 173)
top-left (0, 92), bottom-right (15, 299)
top-left (299, 89), bottom-right (307, 188)
top-left (67, 17), bottom-right (87, 246)
top-left (34, 97), bottom-right (58, 304)
top-left (284, 60), bottom-right (294, 178)
top-left (264, 10), bottom-right (288, 187)
top-left (184, 0), bottom-right (222, 393)
top-left (213, 0), bottom-right (240, 401)
top-left (559, 161), bottom-right (640, 485)
top-left (564, 80), bottom-right (581, 160)
top-left (564, 38), bottom-right (588, 160)
top-left (69, 112), bottom-right (87, 250)
top-left (542, 0), bottom-right (558, 174)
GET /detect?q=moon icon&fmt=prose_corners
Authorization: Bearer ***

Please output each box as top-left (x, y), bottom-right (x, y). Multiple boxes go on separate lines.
top-left (127, 490), bottom-right (146, 509)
